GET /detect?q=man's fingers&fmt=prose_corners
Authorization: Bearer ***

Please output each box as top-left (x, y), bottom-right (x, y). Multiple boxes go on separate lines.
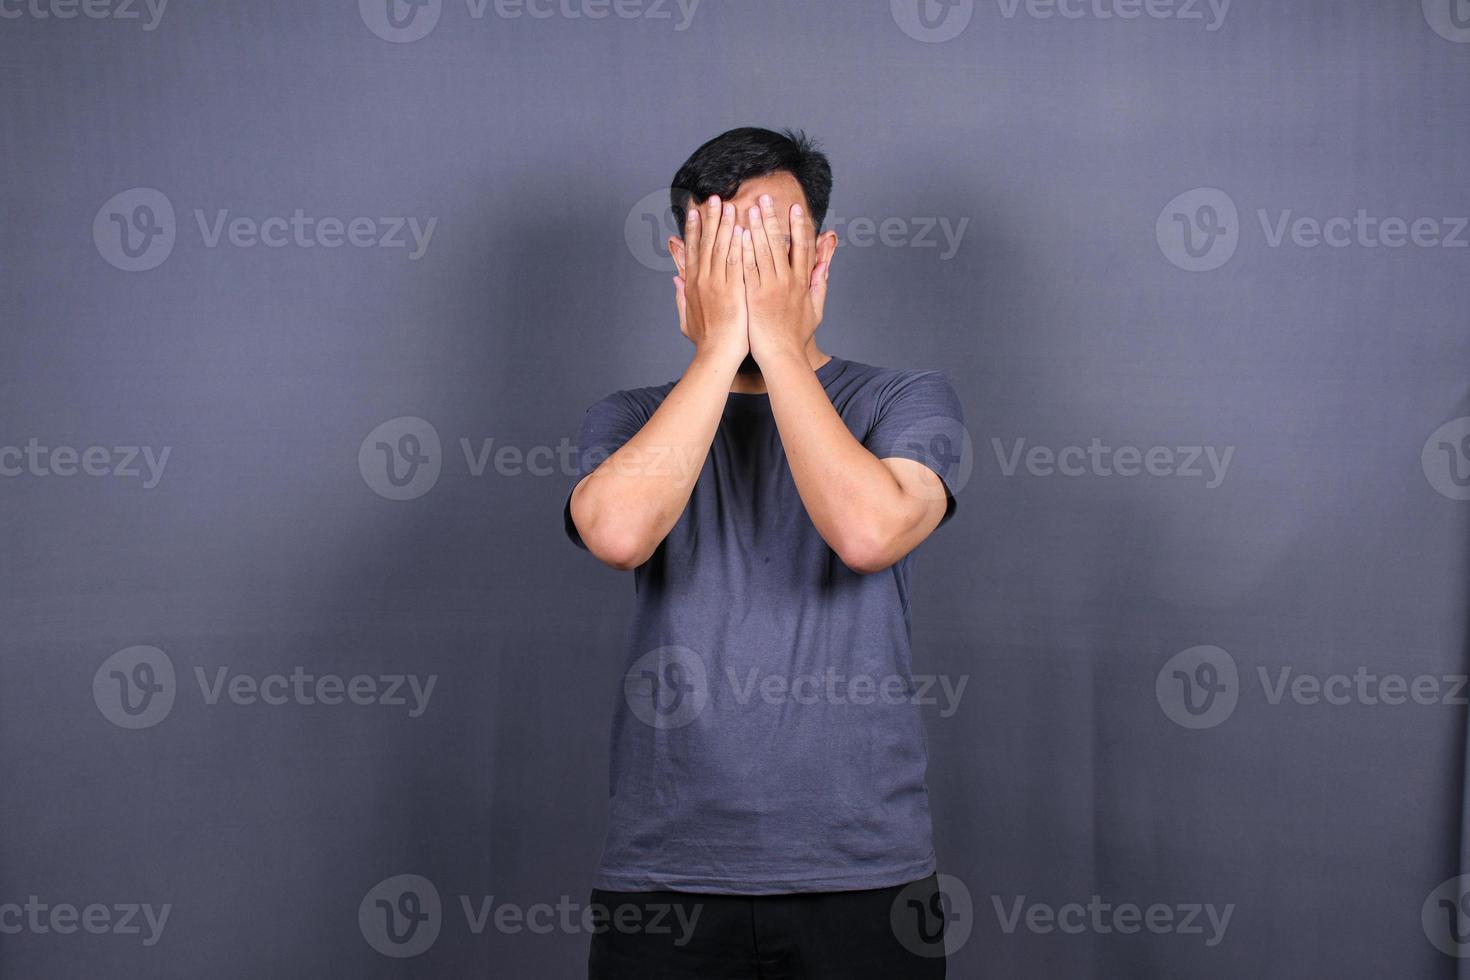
top-left (741, 226), bottom-right (758, 281)
top-left (682, 207), bottom-right (700, 278)
top-left (673, 275), bottom-right (689, 338)
top-left (698, 195), bottom-right (721, 274)
top-left (712, 201), bottom-right (735, 276)
top-left (808, 260), bottom-right (829, 322)
top-left (758, 194), bottom-right (787, 279)
top-left (791, 204), bottom-right (814, 278)
top-left (725, 218), bottom-right (744, 279)
top-left (747, 206), bottom-right (775, 279)
top-left (808, 258), bottom-right (828, 288)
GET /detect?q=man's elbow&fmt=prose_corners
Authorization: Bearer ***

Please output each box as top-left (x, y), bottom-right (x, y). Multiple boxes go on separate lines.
top-left (580, 524), bottom-right (652, 571)
top-left (832, 499), bottom-right (941, 574)
top-left (570, 482), bottom-right (648, 570)
top-left (593, 539), bottom-right (649, 571)
top-left (833, 528), bottom-right (901, 576)
top-left (838, 551), bottom-right (897, 576)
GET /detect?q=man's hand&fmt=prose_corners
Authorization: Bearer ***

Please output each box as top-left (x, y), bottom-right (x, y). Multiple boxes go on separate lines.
top-left (571, 195), bottom-right (753, 572)
top-left (673, 196), bottom-right (748, 367)
top-left (742, 194), bottom-right (830, 366)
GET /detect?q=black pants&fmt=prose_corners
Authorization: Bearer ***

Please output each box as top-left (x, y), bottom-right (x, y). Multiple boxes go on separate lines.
top-left (587, 874), bottom-right (947, 979)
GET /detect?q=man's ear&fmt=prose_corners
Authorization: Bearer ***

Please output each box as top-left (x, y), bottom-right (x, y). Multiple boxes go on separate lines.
top-left (668, 235), bottom-right (686, 277)
top-left (815, 230), bottom-right (838, 271)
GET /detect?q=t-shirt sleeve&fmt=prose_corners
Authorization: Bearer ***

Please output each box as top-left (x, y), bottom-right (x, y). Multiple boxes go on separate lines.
top-left (862, 370), bottom-right (967, 527)
top-left (564, 390), bottom-right (648, 550)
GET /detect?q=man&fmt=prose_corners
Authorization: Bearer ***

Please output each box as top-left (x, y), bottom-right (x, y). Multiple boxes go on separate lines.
top-left (566, 127), bottom-right (964, 978)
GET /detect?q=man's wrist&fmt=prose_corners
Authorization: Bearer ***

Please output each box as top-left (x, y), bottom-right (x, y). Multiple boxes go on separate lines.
top-left (752, 341), bottom-right (814, 377)
top-left (691, 341), bottom-right (747, 377)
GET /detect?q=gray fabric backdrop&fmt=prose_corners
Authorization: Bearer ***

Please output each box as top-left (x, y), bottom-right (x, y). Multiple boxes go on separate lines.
top-left (3, 1), bottom-right (1468, 977)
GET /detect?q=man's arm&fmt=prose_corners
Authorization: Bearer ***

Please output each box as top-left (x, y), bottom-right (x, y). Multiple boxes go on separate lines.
top-left (742, 195), bottom-right (950, 575)
top-left (760, 352), bottom-right (949, 574)
top-left (568, 196), bottom-right (747, 571)
top-left (569, 349), bottom-right (740, 570)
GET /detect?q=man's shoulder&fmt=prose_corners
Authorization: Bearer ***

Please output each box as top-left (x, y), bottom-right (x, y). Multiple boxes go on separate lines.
top-left (831, 357), bottom-right (954, 396)
top-left (587, 378), bottom-right (678, 416)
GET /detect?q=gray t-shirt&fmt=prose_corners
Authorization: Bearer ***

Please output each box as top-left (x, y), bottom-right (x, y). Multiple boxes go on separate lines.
top-left (565, 354), bottom-right (965, 895)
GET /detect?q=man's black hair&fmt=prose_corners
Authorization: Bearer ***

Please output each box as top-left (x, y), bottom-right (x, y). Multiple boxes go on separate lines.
top-left (670, 127), bottom-right (833, 236)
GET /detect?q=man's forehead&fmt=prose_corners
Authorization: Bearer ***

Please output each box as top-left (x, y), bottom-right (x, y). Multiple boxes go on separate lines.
top-left (726, 172), bottom-right (804, 207)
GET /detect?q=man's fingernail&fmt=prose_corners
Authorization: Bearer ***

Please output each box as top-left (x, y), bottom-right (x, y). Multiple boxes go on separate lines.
top-left (792, 205), bottom-right (803, 217)
top-left (760, 194), bottom-right (773, 207)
